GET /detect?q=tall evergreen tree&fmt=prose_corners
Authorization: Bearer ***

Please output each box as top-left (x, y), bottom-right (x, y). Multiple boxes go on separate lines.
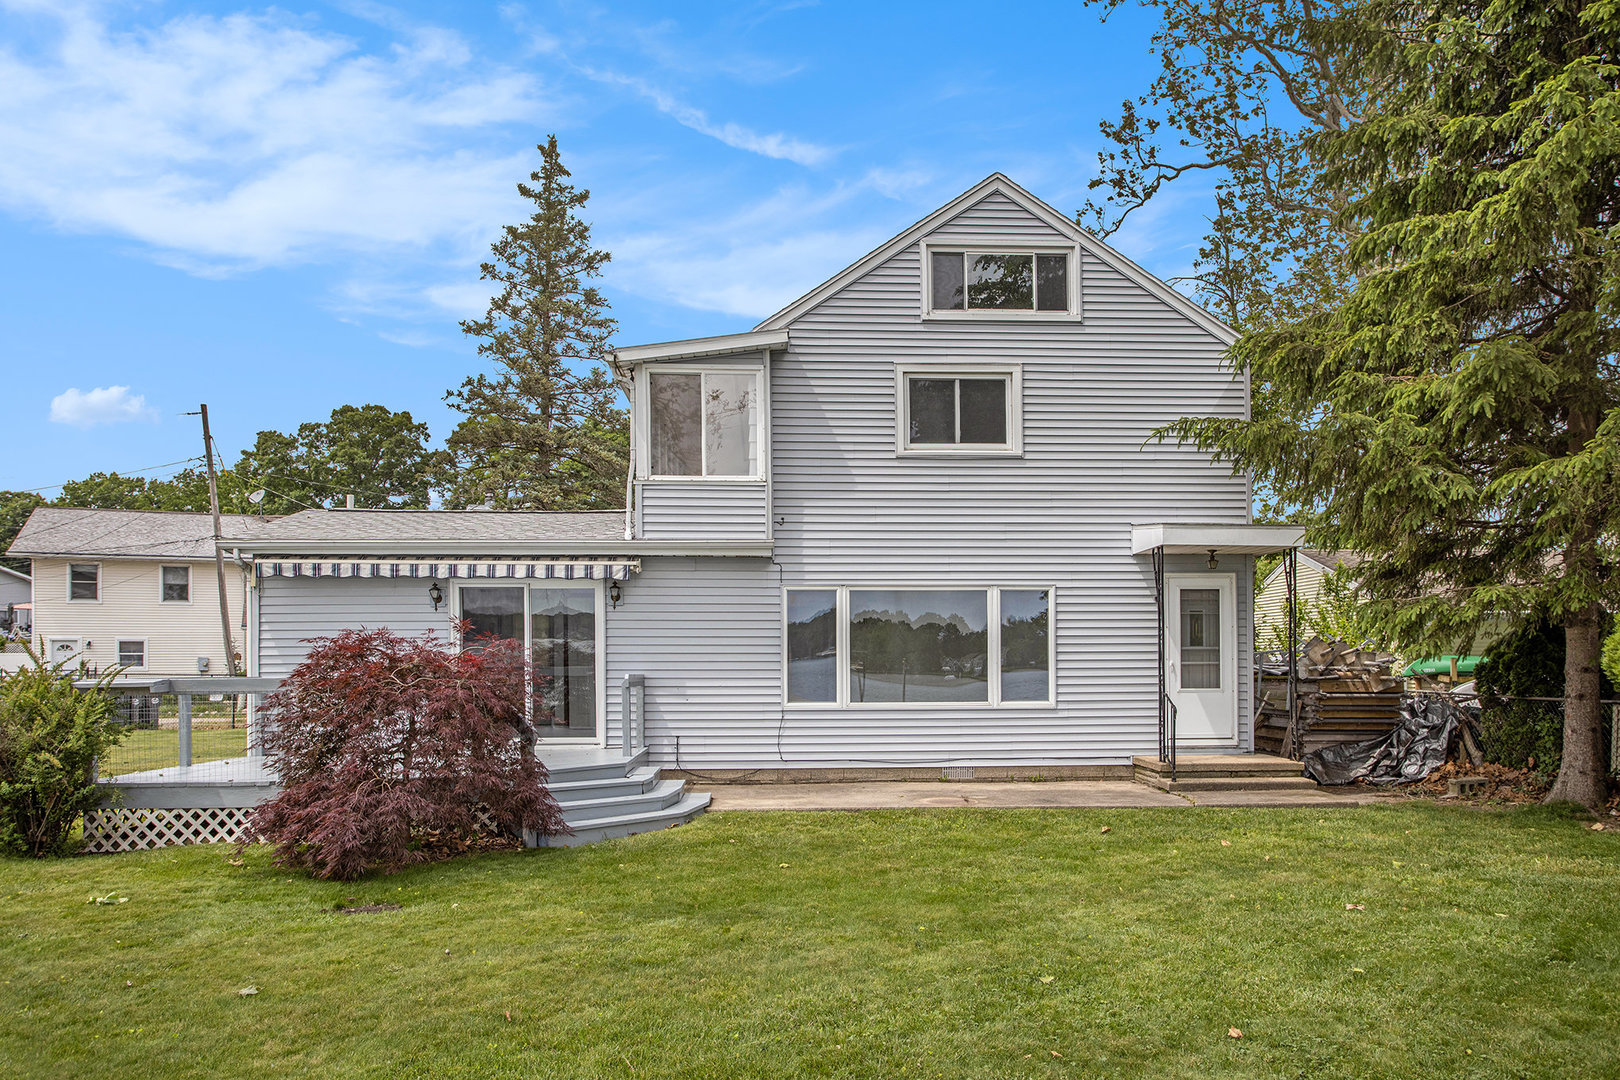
top-left (1167, 0), bottom-right (1620, 807)
top-left (444, 136), bottom-right (628, 510)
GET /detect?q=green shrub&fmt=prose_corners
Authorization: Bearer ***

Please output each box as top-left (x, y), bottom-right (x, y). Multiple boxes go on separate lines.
top-left (1603, 626), bottom-right (1620, 691)
top-left (0, 649), bottom-right (127, 857)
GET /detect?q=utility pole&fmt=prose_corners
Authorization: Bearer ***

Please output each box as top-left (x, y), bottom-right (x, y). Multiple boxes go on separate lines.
top-left (198, 404), bottom-right (239, 677)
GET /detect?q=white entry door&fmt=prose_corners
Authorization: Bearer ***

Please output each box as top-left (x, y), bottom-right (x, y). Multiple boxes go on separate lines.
top-left (1165, 574), bottom-right (1238, 744)
top-left (45, 638), bottom-right (83, 667)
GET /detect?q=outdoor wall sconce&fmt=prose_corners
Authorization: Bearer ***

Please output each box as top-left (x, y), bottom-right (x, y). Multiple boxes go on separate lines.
top-left (428, 581), bottom-right (444, 610)
top-left (608, 579), bottom-right (622, 609)
top-left (1207, 549), bottom-right (1220, 570)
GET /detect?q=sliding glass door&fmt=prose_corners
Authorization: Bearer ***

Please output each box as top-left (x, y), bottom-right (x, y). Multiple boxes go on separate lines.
top-left (458, 583), bottom-right (602, 742)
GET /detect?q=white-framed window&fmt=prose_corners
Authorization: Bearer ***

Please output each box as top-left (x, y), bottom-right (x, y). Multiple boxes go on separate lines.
top-left (68, 563), bottom-right (100, 602)
top-left (784, 586), bottom-right (1054, 708)
top-left (644, 368), bottom-right (762, 479)
top-left (160, 565), bottom-right (191, 603)
top-left (896, 365), bottom-right (1022, 455)
top-left (116, 639), bottom-right (147, 669)
top-left (922, 243), bottom-right (1080, 319)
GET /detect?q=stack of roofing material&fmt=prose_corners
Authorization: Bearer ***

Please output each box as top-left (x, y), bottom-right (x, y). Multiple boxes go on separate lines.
top-left (1255, 637), bottom-right (1404, 759)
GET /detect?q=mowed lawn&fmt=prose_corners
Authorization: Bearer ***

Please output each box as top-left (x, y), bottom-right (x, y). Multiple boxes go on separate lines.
top-left (99, 728), bottom-right (248, 776)
top-left (3, 805), bottom-right (1618, 1079)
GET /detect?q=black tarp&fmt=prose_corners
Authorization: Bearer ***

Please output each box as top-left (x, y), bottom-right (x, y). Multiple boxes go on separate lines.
top-left (1303, 695), bottom-right (1472, 786)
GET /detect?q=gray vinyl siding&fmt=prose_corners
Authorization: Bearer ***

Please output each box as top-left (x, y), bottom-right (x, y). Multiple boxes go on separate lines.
top-left (255, 576), bottom-right (459, 680)
top-left (620, 191), bottom-right (1253, 769)
top-left (636, 483), bottom-right (768, 541)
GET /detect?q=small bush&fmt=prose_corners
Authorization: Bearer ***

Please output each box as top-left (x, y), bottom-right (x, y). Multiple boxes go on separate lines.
top-left (0, 649), bottom-right (127, 857)
top-left (250, 627), bottom-right (566, 881)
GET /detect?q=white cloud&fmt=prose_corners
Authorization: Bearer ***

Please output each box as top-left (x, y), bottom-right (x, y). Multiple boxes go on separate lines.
top-left (49, 386), bottom-right (159, 428)
top-left (0, 6), bottom-right (546, 270)
top-left (578, 67), bottom-right (832, 167)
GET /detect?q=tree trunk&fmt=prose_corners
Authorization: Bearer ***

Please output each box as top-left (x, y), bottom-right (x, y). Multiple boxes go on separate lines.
top-left (1545, 602), bottom-right (1607, 809)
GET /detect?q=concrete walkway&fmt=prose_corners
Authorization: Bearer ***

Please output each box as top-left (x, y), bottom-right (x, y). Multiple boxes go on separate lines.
top-left (705, 780), bottom-right (1388, 811)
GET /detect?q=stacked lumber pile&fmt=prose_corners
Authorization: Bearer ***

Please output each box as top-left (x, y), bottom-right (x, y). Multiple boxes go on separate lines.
top-left (1255, 638), bottom-right (1404, 758)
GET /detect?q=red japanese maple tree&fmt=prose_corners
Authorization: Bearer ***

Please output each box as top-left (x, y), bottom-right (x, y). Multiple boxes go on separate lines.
top-left (250, 626), bottom-right (566, 880)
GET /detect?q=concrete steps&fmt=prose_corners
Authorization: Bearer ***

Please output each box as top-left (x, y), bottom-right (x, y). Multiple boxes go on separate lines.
top-left (1131, 753), bottom-right (1317, 794)
top-left (534, 748), bottom-right (709, 847)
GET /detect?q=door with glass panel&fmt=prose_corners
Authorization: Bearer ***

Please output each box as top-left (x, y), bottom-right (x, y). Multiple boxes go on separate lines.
top-left (1164, 574), bottom-right (1237, 743)
top-left (458, 584), bottom-right (602, 743)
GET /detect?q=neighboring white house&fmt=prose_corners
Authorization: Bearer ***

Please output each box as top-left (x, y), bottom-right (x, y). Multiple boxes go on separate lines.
top-left (228, 174), bottom-right (1302, 777)
top-left (1254, 550), bottom-right (1362, 645)
top-left (6, 508), bottom-right (276, 676)
top-left (0, 564), bottom-right (29, 635)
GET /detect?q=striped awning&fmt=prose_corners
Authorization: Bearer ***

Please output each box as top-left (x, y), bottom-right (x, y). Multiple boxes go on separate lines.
top-left (255, 559), bottom-right (639, 581)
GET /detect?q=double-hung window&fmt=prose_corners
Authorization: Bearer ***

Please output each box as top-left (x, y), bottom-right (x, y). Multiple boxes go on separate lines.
top-left (160, 565), bottom-right (191, 603)
top-left (785, 587), bottom-right (1053, 707)
top-left (68, 563), bottom-right (100, 602)
top-left (925, 246), bottom-right (1077, 317)
top-left (646, 369), bottom-right (761, 478)
top-left (117, 639), bottom-right (147, 669)
top-left (898, 366), bottom-right (1021, 454)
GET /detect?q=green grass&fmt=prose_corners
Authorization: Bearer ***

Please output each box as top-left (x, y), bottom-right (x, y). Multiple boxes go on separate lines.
top-left (100, 728), bottom-right (248, 776)
top-left (2, 805), bottom-right (1618, 1079)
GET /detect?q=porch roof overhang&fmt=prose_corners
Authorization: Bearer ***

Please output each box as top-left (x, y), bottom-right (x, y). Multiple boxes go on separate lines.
top-left (609, 328), bottom-right (789, 370)
top-left (1130, 522), bottom-right (1304, 556)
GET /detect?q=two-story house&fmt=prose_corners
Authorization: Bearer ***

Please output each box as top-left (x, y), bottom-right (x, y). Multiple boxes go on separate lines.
top-left (7, 508), bottom-right (270, 677)
top-left (233, 175), bottom-right (1301, 778)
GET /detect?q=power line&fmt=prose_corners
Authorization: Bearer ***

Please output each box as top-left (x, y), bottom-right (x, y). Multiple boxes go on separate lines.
top-left (9, 457), bottom-right (206, 495)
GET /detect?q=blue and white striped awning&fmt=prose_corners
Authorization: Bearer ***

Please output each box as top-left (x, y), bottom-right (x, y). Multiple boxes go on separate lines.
top-left (255, 559), bottom-right (639, 581)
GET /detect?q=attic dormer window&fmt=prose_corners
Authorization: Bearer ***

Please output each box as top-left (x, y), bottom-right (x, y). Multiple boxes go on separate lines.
top-left (925, 247), bottom-right (1076, 316)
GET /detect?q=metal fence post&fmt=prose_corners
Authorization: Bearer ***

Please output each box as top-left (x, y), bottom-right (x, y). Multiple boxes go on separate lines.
top-left (177, 692), bottom-right (192, 768)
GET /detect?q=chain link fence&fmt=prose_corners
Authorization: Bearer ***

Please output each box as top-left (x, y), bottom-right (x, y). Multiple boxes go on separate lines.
top-left (1473, 695), bottom-right (1619, 776)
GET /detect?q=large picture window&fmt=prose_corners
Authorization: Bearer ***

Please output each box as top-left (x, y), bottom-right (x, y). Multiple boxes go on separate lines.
top-left (784, 587), bottom-right (1054, 707)
top-left (647, 370), bottom-right (760, 477)
top-left (928, 249), bottom-right (1072, 314)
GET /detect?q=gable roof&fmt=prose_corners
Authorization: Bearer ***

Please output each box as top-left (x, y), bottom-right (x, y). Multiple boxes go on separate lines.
top-left (752, 173), bottom-right (1238, 344)
top-left (1258, 549), bottom-right (1363, 591)
top-left (7, 508), bottom-right (281, 560)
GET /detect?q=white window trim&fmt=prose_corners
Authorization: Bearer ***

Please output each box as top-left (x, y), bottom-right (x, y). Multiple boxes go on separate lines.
top-left (452, 580), bottom-right (608, 749)
top-left (158, 564), bottom-right (193, 605)
top-left (895, 363), bottom-right (1024, 457)
top-left (66, 562), bottom-right (101, 604)
top-left (919, 241), bottom-right (1083, 322)
top-left (115, 637), bottom-right (149, 670)
top-left (782, 585), bottom-right (1057, 709)
top-left (637, 363), bottom-right (767, 482)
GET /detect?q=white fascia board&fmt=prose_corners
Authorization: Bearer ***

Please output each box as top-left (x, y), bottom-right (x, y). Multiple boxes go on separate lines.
top-left (1130, 522), bottom-right (1304, 556)
top-left (610, 329), bottom-right (788, 367)
top-left (0, 565), bottom-right (29, 583)
top-left (753, 172), bottom-right (1238, 345)
top-left (227, 539), bottom-right (774, 558)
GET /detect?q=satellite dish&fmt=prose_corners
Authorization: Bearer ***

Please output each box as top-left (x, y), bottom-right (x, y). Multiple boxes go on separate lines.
top-left (247, 490), bottom-right (266, 505)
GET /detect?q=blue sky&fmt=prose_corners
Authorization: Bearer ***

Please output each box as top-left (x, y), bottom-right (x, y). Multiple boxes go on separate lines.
top-left (0, 0), bottom-right (1209, 496)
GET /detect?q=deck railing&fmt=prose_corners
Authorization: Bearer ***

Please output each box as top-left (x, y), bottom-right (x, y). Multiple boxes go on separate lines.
top-left (84, 677), bottom-right (282, 778)
top-left (620, 674), bottom-right (645, 753)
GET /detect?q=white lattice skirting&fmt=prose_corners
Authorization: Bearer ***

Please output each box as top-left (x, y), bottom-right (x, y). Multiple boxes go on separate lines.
top-left (82, 807), bottom-right (257, 853)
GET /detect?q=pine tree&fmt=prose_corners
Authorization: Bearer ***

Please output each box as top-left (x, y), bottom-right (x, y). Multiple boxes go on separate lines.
top-left (444, 137), bottom-right (628, 510)
top-left (1167, 0), bottom-right (1620, 807)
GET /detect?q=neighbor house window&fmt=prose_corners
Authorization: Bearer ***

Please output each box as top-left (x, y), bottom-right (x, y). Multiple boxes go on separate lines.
top-left (68, 563), bottom-right (100, 601)
top-left (117, 640), bottom-right (146, 668)
top-left (928, 249), bottom-right (1072, 313)
top-left (160, 565), bottom-right (190, 603)
top-left (898, 367), bottom-right (1021, 453)
top-left (784, 587), bottom-right (1054, 707)
top-left (647, 370), bottom-right (760, 477)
